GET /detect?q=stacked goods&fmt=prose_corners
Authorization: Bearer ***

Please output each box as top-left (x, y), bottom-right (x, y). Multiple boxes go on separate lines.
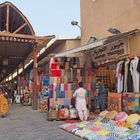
top-left (49, 57), bottom-right (90, 109)
top-left (39, 76), bottom-right (49, 112)
top-left (49, 57), bottom-right (98, 112)
top-left (39, 96), bottom-right (48, 112)
top-left (22, 92), bottom-right (31, 106)
top-left (0, 95), bottom-right (9, 117)
top-left (122, 92), bottom-right (140, 114)
top-left (48, 106), bottom-right (58, 121)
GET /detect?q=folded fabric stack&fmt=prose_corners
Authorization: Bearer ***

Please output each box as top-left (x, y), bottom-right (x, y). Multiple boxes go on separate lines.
top-left (49, 57), bottom-right (83, 108)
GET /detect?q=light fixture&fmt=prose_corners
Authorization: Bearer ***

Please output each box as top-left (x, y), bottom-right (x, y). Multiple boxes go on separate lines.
top-left (71, 20), bottom-right (78, 26)
top-left (107, 28), bottom-right (121, 34)
top-left (88, 36), bottom-right (97, 44)
top-left (71, 20), bottom-right (82, 31)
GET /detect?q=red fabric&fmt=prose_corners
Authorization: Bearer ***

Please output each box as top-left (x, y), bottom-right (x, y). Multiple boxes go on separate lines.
top-left (64, 84), bottom-right (68, 91)
top-left (63, 119), bottom-right (81, 123)
top-left (51, 63), bottom-right (57, 69)
top-left (88, 69), bottom-right (92, 76)
top-left (51, 69), bottom-right (61, 77)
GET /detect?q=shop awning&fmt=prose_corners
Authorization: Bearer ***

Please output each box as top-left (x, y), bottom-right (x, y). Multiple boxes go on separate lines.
top-left (55, 38), bottom-right (106, 57)
top-left (54, 29), bottom-right (140, 57)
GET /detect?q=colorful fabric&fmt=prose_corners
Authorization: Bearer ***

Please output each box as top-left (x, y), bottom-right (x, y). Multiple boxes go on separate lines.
top-left (60, 118), bottom-right (140, 140)
top-left (90, 126), bottom-right (102, 132)
top-left (84, 132), bottom-right (97, 140)
top-left (64, 124), bottom-right (77, 132)
top-left (106, 111), bottom-right (118, 120)
top-left (115, 112), bottom-right (128, 122)
top-left (123, 93), bottom-right (140, 113)
top-left (97, 130), bottom-right (110, 136)
top-left (93, 121), bottom-right (103, 125)
top-left (75, 128), bottom-right (91, 138)
top-left (126, 114), bottom-right (140, 125)
top-left (108, 93), bottom-right (122, 112)
top-left (115, 121), bottom-right (126, 127)
top-left (51, 69), bottom-right (61, 77)
top-left (100, 118), bottom-right (110, 123)
top-left (99, 111), bottom-right (108, 117)
top-left (77, 123), bottom-right (87, 128)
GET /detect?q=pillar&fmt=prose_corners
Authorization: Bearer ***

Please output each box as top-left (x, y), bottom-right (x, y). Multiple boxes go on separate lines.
top-left (33, 44), bottom-right (38, 110)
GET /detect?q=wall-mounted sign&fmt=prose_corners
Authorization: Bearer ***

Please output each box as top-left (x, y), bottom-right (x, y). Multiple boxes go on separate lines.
top-left (91, 39), bottom-right (129, 64)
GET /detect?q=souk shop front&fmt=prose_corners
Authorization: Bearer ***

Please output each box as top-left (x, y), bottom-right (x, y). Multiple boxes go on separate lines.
top-left (55, 30), bottom-right (140, 140)
top-left (47, 29), bottom-right (140, 121)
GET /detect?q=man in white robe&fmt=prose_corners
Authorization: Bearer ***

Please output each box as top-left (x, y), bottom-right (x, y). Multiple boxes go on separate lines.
top-left (73, 82), bottom-right (87, 121)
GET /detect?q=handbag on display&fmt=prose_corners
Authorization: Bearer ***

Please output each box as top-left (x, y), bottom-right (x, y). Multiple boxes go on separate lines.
top-left (58, 107), bottom-right (69, 120)
top-left (69, 108), bottom-right (78, 119)
top-left (48, 107), bottom-right (58, 121)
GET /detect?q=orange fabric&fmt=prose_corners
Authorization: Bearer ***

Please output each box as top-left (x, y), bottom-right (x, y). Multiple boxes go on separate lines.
top-left (0, 94), bottom-right (8, 116)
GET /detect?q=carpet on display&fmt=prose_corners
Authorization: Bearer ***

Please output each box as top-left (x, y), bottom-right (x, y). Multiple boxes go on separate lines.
top-left (59, 116), bottom-right (140, 140)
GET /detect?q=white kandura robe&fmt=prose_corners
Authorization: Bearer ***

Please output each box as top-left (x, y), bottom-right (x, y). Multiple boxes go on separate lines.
top-left (116, 61), bottom-right (124, 93)
top-left (130, 57), bottom-right (139, 92)
top-left (73, 87), bottom-right (87, 121)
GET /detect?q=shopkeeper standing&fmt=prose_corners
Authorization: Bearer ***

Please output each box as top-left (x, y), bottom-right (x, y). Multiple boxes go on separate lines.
top-left (73, 82), bottom-right (87, 121)
top-left (96, 79), bottom-right (106, 111)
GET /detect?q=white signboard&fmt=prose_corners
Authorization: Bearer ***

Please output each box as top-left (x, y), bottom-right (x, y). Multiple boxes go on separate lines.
top-left (91, 39), bottom-right (129, 64)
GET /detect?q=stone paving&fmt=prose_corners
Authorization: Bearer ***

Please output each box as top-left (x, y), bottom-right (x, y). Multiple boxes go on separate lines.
top-left (0, 104), bottom-right (82, 140)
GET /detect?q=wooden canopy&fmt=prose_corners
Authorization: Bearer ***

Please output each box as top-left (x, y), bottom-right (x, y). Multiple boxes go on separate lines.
top-left (0, 1), bottom-right (54, 82)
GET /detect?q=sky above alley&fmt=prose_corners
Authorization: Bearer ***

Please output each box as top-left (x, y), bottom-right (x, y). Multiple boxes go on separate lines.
top-left (0, 0), bottom-right (80, 38)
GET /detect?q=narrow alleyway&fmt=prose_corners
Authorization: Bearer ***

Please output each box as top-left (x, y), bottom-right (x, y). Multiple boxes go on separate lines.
top-left (0, 104), bottom-right (82, 140)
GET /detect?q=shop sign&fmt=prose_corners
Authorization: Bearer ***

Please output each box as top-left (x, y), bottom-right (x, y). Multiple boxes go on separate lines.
top-left (91, 39), bottom-right (129, 64)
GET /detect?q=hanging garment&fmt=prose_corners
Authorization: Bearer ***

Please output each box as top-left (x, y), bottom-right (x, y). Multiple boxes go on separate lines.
top-left (127, 61), bottom-right (133, 92)
top-left (124, 60), bottom-right (129, 92)
top-left (116, 61), bottom-right (124, 93)
top-left (137, 59), bottom-right (140, 91)
top-left (121, 61), bottom-right (125, 92)
top-left (130, 57), bottom-right (139, 92)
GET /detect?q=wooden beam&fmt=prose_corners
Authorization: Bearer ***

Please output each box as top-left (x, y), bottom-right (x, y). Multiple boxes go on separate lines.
top-left (0, 32), bottom-right (54, 40)
top-left (6, 5), bottom-right (9, 32)
top-left (13, 23), bottom-right (27, 34)
top-left (11, 5), bottom-right (35, 35)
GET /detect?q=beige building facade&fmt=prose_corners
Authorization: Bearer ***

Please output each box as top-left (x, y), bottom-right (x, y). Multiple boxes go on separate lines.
top-left (80, 0), bottom-right (140, 57)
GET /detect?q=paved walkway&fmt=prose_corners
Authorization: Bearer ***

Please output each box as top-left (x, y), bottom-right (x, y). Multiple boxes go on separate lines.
top-left (0, 104), bottom-right (82, 140)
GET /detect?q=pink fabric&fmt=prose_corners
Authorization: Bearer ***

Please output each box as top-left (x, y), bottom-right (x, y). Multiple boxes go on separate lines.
top-left (90, 126), bottom-right (101, 132)
top-left (115, 112), bottom-right (128, 122)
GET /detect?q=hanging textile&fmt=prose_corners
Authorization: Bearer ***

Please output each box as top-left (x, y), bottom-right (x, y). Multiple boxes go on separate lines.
top-left (107, 93), bottom-right (122, 112)
top-left (122, 92), bottom-right (140, 113)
